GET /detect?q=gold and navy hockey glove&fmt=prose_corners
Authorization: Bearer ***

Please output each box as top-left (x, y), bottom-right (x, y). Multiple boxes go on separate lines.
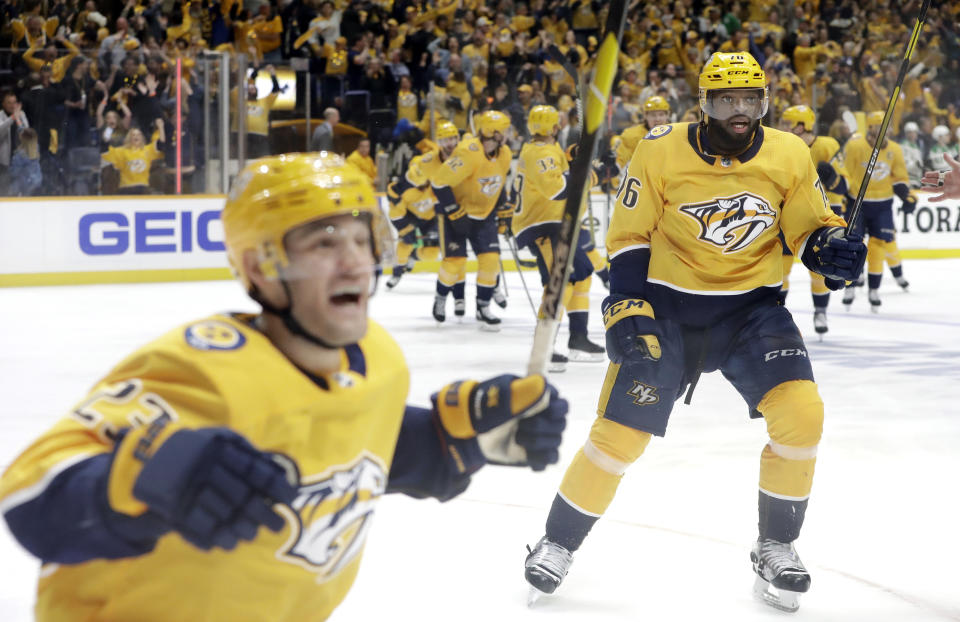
top-left (602, 295), bottom-right (662, 364)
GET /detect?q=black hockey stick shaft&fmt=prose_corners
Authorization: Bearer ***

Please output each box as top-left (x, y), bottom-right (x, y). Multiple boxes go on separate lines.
top-left (506, 235), bottom-right (539, 317)
top-left (527, 0), bottom-right (627, 375)
top-left (845, 0), bottom-right (930, 236)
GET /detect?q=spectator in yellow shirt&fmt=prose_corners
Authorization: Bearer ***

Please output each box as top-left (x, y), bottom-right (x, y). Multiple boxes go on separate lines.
top-left (347, 138), bottom-right (377, 183)
top-left (231, 64), bottom-right (282, 159)
top-left (102, 120), bottom-right (165, 194)
top-left (23, 35), bottom-right (80, 83)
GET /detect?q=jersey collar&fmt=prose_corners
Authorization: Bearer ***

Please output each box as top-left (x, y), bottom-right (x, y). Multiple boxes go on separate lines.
top-left (688, 122), bottom-right (765, 165)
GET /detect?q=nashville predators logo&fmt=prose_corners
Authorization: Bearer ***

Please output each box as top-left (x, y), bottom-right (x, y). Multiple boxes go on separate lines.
top-left (412, 198), bottom-right (435, 215)
top-left (127, 158), bottom-right (148, 174)
top-left (868, 159), bottom-right (891, 181)
top-left (679, 192), bottom-right (776, 253)
top-left (628, 380), bottom-right (659, 406)
top-left (277, 454), bottom-right (387, 581)
top-left (478, 175), bottom-right (503, 197)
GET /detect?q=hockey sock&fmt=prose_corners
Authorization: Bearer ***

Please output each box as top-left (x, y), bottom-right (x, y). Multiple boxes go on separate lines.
top-left (436, 281), bottom-right (452, 297)
top-left (452, 280), bottom-right (465, 302)
top-left (890, 264), bottom-right (904, 279)
top-left (568, 311), bottom-right (588, 336)
top-left (476, 253), bottom-right (498, 303)
top-left (549, 417), bottom-right (651, 551)
top-left (586, 247), bottom-right (607, 273)
top-left (438, 257), bottom-right (465, 294)
top-left (884, 239), bottom-right (903, 272)
top-left (811, 292), bottom-right (830, 310)
top-left (396, 241), bottom-right (415, 265)
top-left (757, 380), bottom-right (822, 542)
top-left (867, 237), bottom-right (885, 287)
top-left (809, 271), bottom-right (829, 296)
top-left (867, 272), bottom-right (882, 290)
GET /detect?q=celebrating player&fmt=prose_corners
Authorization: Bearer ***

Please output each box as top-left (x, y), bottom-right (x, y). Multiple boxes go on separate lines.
top-left (842, 110), bottom-right (916, 310)
top-left (523, 53), bottom-right (865, 613)
top-left (777, 104), bottom-right (850, 336)
top-left (0, 153), bottom-right (568, 622)
top-left (431, 110), bottom-right (513, 329)
top-left (613, 94), bottom-right (672, 171)
top-left (513, 105), bottom-right (606, 369)
top-left (385, 120), bottom-right (458, 293)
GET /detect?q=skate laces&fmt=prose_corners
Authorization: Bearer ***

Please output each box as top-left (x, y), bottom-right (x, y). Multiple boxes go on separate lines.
top-left (526, 538), bottom-right (573, 579)
top-left (757, 539), bottom-right (805, 576)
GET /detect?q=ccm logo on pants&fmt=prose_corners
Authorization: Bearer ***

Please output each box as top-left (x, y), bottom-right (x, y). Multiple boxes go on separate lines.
top-left (764, 348), bottom-right (808, 362)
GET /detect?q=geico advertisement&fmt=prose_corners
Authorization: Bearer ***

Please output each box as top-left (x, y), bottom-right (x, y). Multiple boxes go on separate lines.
top-left (0, 196), bottom-right (397, 275)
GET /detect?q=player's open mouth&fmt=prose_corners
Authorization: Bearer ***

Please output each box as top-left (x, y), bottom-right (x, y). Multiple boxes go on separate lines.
top-left (330, 287), bottom-right (362, 305)
top-left (729, 118), bottom-right (751, 133)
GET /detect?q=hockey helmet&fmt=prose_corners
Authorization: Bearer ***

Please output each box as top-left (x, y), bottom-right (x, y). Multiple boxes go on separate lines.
top-left (698, 52), bottom-right (769, 121)
top-left (223, 152), bottom-right (393, 290)
top-left (781, 105), bottom-right (816, 132)
top-left (866, 110), bottom-right (885, 127)
top-left (476, 110), bottom-right (511, 138)
top-left (406, 155), bottom-right (430, 187)
top-left (527, 105), bottom-right (560, 137)
top-left (436, 120), bottom-right (459, 140)
top-left (643, 95), bottom-right (671, 112)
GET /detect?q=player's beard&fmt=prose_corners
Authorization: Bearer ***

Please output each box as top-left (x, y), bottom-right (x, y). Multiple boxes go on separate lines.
top-left (704, 117), bottom-right (760, 155)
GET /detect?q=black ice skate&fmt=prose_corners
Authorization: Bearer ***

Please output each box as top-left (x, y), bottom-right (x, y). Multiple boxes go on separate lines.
top-left (493, 286), bottom-right (508, 309)
top-left (868, 288), bottom-right (881, 313)
top-left (896, 276), bottom-right (910, 291)
top-left (432, 295), bottom-right (446, 323)
top-left (751, 538), bottom-right (810, 613)
top-left (476, 303), bottom-right (501, 332)
top-left (385, 267), bottom-right (405, 289)
top-left (454, 299), bottom-right (466, 318)
top-left (567, 332), bottom-right (605, 362)
top-left (842, 286), bottom-right (856, 309)
top-left (525, 536), bottom-right (573, 605)
top-left (548, 352), bottom-right (567, 374)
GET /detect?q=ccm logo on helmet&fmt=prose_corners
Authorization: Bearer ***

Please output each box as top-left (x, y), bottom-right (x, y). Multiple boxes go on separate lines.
top-left (79, 211), bottom-right (225, 255)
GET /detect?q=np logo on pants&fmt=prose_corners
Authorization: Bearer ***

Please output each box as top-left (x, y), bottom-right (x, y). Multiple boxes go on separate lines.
top-left (628, 380), bottom-right (660, 405)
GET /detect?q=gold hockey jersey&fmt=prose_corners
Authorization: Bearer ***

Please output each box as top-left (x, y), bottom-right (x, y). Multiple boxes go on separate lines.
top-left (808, 135), bottom-right (848, 207)
top-left (615, 123), bottom-right (648, 169)
top-left (431, 136), bottom-right (512, 219)
top-left (843, 135), bottom-right (908, 200)
top-left (0, 314), bottom-right (410, 622)
top-left (610, 123), bottom-right (845, 301)
top-left (390, 184), bottom-right (438, 221)
top-left (513, 139), bottom-right (568, 236)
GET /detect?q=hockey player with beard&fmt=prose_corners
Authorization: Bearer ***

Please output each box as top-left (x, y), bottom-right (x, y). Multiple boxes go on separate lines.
top-left (523, 52), bottom-right (866, 613)
top-left (513, 105), bottom-right (606, 370)
top-left (777, 105), bottom-right (850, 336)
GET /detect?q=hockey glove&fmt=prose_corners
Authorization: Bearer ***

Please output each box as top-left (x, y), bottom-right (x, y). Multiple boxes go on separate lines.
top-left (109, 419), bottom-right (298, 551)
top-left (496, 207), bottom-right (514, 236)
top-left (815, 161), bottom-right (839, 192)
top-left (802, 227), bottom-right (866, 282)
top-left (900, 193), bottom-right (918, 215)
top-left (433, 374), bottom-right (568, 471)
top-left (602, 295), bottom-right (662, 365)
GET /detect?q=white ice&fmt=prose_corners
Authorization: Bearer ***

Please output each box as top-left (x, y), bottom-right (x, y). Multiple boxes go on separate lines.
top-left (1, 261), bottom-right (959, 621)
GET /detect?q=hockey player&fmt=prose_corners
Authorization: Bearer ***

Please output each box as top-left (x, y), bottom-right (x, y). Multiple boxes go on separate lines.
top-left (431, 110), bottom-right (513, 329)
top-left (0, 153), bottom-right (568, 622)
top-left (524, 53), bottom-right (865, 613)
top-left (922, 152), bottom-right (960, 200)
top-left (385, 120), bottom-right (459, 293)
top-left (842, 110), bottom-right (917, 311)
top-left (385, 155), bottom-right (441, 290)
top-left (614, 95), bottom-right (672, 171)
top-left (513, 104), bottom-right (606, 366)
top-left (777, 104), bottom-right (850, 336)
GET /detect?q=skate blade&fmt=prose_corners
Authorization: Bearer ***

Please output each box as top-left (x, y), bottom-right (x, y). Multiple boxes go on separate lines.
top-left (478, 323), bottom-right (501, 333)
top-left (547, 363), bottom-right (567, 374)
top-left (567, 350), bottom-right (605, 363)
top-left (753, 576), bottom-right (800, 613)
top-left (527, 586), bottom-right (545, 607)
top-left (870, 306), bottom-right (880, 314)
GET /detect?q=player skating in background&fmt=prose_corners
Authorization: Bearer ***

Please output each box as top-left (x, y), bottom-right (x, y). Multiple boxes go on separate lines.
top-left (0, 153), bottom-right (568, 622)
top-left (777, 105), bottom-right (850, 337)
top-left (613, 95), bottom-right (672, 173)
top-left (842, 110), bottom-right (917, 311)
top-left (523, 53), bottom-right (866, 613)
top-left (431, 110), bottom-right (513, 329)
top-left (512, 105), bottom-right (606, 371)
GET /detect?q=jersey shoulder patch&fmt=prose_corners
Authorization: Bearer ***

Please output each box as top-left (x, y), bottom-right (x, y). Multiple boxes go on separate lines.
top-left (421, 153), bottom-right (433, 163)
top-left (468, 142), bottom-right (479, 152)
top-left (644, 125), bottom-right (672, 140)
top-left (184, 320), bottom-right (247, 351)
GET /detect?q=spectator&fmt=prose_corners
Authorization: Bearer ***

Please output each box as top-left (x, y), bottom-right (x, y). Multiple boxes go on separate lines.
top-left (231, 64), bottom-right (282, 160)
top-left (311, 107), bottom-right (339, 152)
top-left (98, 16), bottom-right (139, 71)
top-left (900, 122), bottom-right (926, 188)
top-left (346, 137), bottom-right (376, 182)
top-left (396, 75), bottom-right (419, 123)
top-left (101, 119), bottom-right (165, 194)
top-left (360, 57), bottom-right (397, 110)
top-left (8, 127), bottom-right (42, 197)
top-left (927, 125), bottom-right (960, 173)
top-left (96, 86), bottom-right (132, 152)
top-left (63, 57), bottom-right (96, 151)
top-left (22, 34), bottom-right (80, 83)
top-left (0, 92), bottom-right (30, 194)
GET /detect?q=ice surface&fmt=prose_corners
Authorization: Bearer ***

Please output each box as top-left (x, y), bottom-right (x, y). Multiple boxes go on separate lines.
top-left (1, 260), bottom-right (958, 621)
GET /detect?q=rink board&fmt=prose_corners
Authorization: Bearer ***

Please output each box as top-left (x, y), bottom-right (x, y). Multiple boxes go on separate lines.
top-left (2, 193), bottom-right (959, 287)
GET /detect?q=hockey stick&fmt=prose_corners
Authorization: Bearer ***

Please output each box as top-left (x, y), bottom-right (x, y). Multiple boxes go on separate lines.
top-left (845, 0), bottom-right (930, 237)
top-left (506, 235), bottom-right (539, 317)
top-left (526, 0), bottom-right (627, 375)
top-left (497, 252), bottom-right (509, 298)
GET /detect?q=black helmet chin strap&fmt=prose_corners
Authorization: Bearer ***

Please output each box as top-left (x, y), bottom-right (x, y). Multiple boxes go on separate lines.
top-left (251, 281), bottom-right (341, 350)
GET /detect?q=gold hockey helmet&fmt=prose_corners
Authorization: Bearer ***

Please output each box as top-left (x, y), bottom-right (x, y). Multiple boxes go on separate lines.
top-left (527, 105), bottom-right (560, 136)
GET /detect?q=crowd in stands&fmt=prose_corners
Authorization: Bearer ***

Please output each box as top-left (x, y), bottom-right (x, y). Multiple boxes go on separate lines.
top-left (0, 0), bottom-right (959, 197)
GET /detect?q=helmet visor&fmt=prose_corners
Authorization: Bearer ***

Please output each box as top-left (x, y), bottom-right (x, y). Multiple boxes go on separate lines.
top-left (700, 88), bottom-right (768, 121)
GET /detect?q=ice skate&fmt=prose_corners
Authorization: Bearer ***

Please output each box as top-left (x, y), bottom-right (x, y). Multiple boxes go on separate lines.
top-left (454, 299), bottom-right (465, 320)
top-left (385, 268), bottom-right (404, 289)
top-left (493, 286), bottom-right (508, 309)
top-left (896, 276), bottom-right (910, 291)
top-left (567, 332), bottom-right (605, 362)
top-left (432, 295), bottom-right (447, 324)
top-left (842, 286), bottom-right (855, 309)
top-left (855, 272), bottom-right (865, 287)
top-left (525, 537), bottom-right (573, 605)
top-left (548, 352), bottom-right (567, 373)
top-left (476, 304), bottom-right (501, 332)
top-left (596, 267), bottom-right (610, 290)
top-left (868, 288), bottom-right (881, 313)
top-left (813, 310), bottom-right (828, 340)
top-left (751, 538), bottom-right (810, 613)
